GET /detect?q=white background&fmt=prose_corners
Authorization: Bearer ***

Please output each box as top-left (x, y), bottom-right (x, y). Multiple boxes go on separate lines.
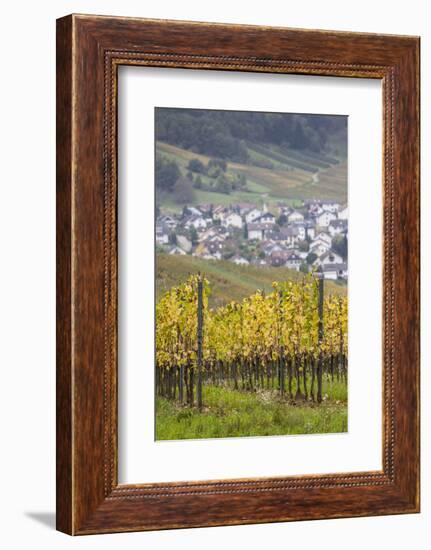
top-left (119, 68), bottom-right (382, 483)
top-left (0, 1), bottom-right (428, 548)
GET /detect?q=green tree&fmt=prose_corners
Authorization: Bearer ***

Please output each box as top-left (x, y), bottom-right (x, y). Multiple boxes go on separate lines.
top-left (332, 234), bottom-right (348, 260)
top-left (306, 252), bottom-right (318, 265)
top-left (233, 173), bottom-right (247, 190)
top-left (155, 156), bottom-right (180, 191)
top-left (189, 226), bottom-right (199, 245)
top-left (298, 240), bottom-right (309, 252)
top-left (277, 214), bottom-right (288, 226)
top-left (187, 158), bottom-right (206, 173)
top-left (222, 244), bottom-right (236, 260)
top-left (155, 108), bottom-right (347, 161)
top-left (243, 223), bottom-right (249, 240)
top-left (173, 177), bottom-right (196, 204)
top-left (215, 174), bottom-right (232, 194)
top-left (300, 262), bottom-right (309, 274)
top-left (207, 158), bottom-right (227, 177)
top-left (193, 175), bottom-right (203, 189)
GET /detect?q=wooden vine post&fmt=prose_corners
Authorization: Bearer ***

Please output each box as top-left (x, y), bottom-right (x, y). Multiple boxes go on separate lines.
top-left (317, 270), bottom-right (324, 403)
top-left (197, 273), bottom-right (204, 410)
top-left (278, 290), bottom-right (285, 396)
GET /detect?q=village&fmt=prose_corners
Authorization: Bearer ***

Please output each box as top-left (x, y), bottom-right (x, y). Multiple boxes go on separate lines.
top-left (156, 199), bottom-right (348, 281)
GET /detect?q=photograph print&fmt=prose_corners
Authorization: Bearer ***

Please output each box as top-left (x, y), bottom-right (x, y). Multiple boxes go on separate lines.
top-left (155, 107), bottom-right (348, 441)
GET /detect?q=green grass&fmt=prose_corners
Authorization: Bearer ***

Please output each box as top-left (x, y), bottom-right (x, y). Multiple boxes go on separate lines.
top-left (156, 383), bottom-right (348, 440)
top-left (157, 253), bottom-right (347, 308)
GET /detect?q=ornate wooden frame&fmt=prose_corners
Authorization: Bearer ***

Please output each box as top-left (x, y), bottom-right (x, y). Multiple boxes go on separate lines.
top-left (56, 14), bottom-right (420, 535)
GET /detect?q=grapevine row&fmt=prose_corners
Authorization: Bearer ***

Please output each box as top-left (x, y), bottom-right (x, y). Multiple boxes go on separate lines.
top-left (155, 274), bottom-right (347, 407)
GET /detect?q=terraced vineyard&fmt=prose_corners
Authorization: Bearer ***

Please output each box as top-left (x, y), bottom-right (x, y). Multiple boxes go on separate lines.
top-left (156, 140), bottom-right (347, 210)
top-left (156, 254), bottom-right (347, 309)
top-left (314, 162), bottom-right (348, 201)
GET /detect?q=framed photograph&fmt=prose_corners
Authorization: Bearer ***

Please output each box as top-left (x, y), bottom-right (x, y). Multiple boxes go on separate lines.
top-left (56, 14), bottom-right (420, 535)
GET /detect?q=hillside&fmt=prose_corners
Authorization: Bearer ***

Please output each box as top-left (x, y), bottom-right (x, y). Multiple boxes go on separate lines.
top-left (156, 253), bottom-right (347, 308)
top-left (155, 108), bottom-right (347, 161)
top-left (156, 140), bottom-right (347, 212)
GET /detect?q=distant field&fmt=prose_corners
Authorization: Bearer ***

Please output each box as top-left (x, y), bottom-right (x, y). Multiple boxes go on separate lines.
top-left (156, 140), bottom-right (347, 211)
top-left (156, 253), bottom-right (347, 308)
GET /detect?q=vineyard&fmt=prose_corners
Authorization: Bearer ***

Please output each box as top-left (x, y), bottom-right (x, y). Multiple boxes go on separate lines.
top-left (156, 274), bottom-right (348, 411)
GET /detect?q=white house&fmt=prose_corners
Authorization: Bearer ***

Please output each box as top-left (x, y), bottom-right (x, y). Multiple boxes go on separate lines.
top-left (280, 227), bottom-right (300, 248)
top-left (322, 263), bottom-right (348, 280)
top-left (198, 227), bottom-right (218, 242)
top-left (256, 211), bottom-right (276, 224)
top-left (156, 232), bottom-right (169, 245)
top-left (313, 232), bottom-right (332, 247)
top-left (155, 225), bottom-right (169, 245)
top-left (319, 250), bottom-right (344, 266)
top-left (278, 205), bottom-right (291, 216)
top-left (316, 210), bottom-right (337, 227)
top-left (247, 222), bottom-right (274, 241)
top-left (184, 214), bottom-right (207, 230)
top-left (185, 206), bottom-right (202, 217)
top-left (262, 242), bottom-right (284, 256)
top-left (158, 215), bottom-right (177, 230)
top-left (287, 210), bottom-right (304, 223)
top-left (231, 255), bottom-right (249, 266)
top-left (245, 208), bottom-right (263, 224)
top-left (197, 204), bottom-right (213, 217)
top-left (212, 205), bottom-right (228, 221)
top-left (247, 223), bottom-right (265, 241)
top-left (263, 230), bottom-right (283, 242)
top-left (338, 206), bottom-right (348, 220)
top-left (250, 258), bottom-right (268, 267)
top-left (177, 235), bottom-right (192, 253)
top-left (206, 233), bottom-right (226, 245)
top-left (221, 212), bottom-right (243, 229)
top-left (308, 204), bottom-right (324, 216)
top-left (269, 250), bottom-right (291, 267)
top-left (203, 238), bottom-right (223, 256)
top-left (285, 251), bottom-right (302, 271)
top-left (320, 200), bottom-right (340, 214)
top-left (310, 240), bottom-right (331, 257)
top-left (293, 222), bottom-right (307, 240)
top-left (236, 202), bottom-right (255, 215)
top-left (168, 245), bottom-right (186, 256)
top-left (304, 221), bottom-right (316, 240)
